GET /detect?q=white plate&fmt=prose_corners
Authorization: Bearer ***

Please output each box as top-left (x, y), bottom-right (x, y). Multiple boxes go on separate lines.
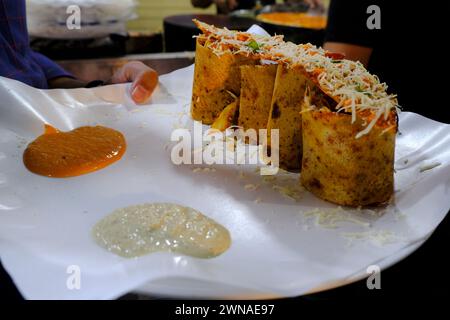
top-left (0, 66), bottom-right (449, 299)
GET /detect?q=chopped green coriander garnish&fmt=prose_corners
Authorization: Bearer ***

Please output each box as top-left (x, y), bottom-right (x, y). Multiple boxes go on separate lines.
top-left (247, 40), bottom-right (261, 52)
top-left (355, 85), bottom-right (365, 92)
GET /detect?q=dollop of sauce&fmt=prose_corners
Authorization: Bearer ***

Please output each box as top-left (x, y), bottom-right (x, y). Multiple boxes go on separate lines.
top-left (92, 203), bottom-right (231, 259)
top-left (23, 125), bottom-right (126, 177)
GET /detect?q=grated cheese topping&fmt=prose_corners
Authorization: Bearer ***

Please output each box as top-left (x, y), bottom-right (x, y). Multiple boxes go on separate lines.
top-left (272, 184), bottom-right (304, 201)
top-left (419, 161), bottom-right (441, 172)
top-left (194, 19), bottom-right (399, 138)
top-left (341, 230), bottom-right (403, 246)
top-left (302, 206), bottom-right (372, 229)
top-left (195, 19), bottom-right (285, 57)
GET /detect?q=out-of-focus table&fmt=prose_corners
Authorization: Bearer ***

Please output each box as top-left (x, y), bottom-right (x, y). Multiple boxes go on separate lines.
top-left (55, 52), bottom-right (195, 82)
top-left (163, 14), bottom-right (257, 52)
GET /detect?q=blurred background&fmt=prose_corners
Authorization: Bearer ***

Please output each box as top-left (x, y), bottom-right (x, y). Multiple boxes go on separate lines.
top-left (26, 0), bottom-right (329, 81)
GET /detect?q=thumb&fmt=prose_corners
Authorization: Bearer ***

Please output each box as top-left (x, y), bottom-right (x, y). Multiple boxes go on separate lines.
top-left (130, 69), bottom-right (159, 104)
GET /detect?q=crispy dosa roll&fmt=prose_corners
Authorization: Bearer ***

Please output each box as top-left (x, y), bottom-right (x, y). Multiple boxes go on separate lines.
top-left (191, 21), bottom-right (400, 206)
top-left (300, 88), bottom-right (397, 207)
top-left (266, 65), bottom-right (308, 171)
top-left (191, 39), bottom-right (257, 124)
top-left (238, 64), bottom-right (277, 133)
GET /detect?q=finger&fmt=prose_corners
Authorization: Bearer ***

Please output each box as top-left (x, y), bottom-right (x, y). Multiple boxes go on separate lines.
top-left (111, 61), bottom-right (147, 83)
top-left (110, 61), bottom-right (159, 104)
top-left (130, 69), bottom-right (159, 104)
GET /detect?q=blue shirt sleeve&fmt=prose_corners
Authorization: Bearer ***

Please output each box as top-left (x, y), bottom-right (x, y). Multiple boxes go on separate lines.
top-left (31, 51), bottom-right (74, 81)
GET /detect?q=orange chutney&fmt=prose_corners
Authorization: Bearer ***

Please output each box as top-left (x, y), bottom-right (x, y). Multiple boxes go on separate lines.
top-left (23, 125), bottom-right (126, 178)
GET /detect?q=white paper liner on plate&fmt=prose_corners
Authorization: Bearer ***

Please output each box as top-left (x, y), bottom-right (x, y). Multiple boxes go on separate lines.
top-left (0, 65), bottom-right (449, 299)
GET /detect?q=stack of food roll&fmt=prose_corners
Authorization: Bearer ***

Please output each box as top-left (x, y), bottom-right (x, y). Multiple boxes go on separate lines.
top-left (191, 20), bottom-right (399, 207)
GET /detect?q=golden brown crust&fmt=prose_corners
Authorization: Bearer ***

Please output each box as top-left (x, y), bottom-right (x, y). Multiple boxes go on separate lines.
top-left (300, 105), bottom-right (396, 206)
top-left (238, 64), bottom-right (277, 132)
top-left (191, 40), bottom-right (257, 124)
top-left (267, 65), bottom-right (309, 170)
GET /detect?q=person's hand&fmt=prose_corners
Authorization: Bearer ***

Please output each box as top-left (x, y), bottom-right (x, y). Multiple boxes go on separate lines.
top-left (110, 61), bottom-right (159, 104)
top-left (214, 0), bottom-right (238, 14)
